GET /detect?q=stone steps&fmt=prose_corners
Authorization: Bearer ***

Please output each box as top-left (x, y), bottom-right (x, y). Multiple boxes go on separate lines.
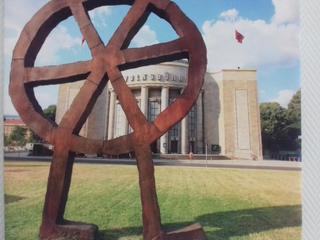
top-left (152, 153), bottom-right (230, 160)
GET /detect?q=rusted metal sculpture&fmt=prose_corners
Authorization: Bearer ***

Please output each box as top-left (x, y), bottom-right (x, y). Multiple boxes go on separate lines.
top-left (9, 0), bottom-right (207, 239)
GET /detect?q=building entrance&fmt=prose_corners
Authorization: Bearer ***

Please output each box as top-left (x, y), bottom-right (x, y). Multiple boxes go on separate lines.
top-left (170, 140), bottom-right (178, 153)
top-left (151, 140), bottom-right (159, 153)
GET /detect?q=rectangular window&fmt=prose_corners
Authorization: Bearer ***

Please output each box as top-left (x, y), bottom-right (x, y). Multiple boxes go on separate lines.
top-left (188, 105), bottom-right (197, 140)
top-left (148, 100), bottom-right (160, 122)
top-left (168, 97), bottom-right (180, 141)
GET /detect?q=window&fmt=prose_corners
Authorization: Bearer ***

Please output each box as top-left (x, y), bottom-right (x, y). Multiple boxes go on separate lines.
top-left (168, 97), bottom-right (180, 140)
top-left (188, 105), bottom-right (197, 153)
top-left (127, 89), bottom-right (141, 133)
top-left (148, 100), bottom-right (160, 122)
top-left (168, 89), bottom-right (181, 153)
top-left (188, 105), bottom-right (197, 140)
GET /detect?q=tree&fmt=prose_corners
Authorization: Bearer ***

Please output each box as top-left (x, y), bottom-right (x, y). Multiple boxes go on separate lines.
top-left (286, 89), bottom-right (301, 149)
top-left (9, 126), bottom-right (27, 146)
top-left (4, 135), bottom-right (11, 146)
top-left (23, 105), bottom-right (56, 144)
top-left (260, 102), bottom-right (289, 152)
top-left (287, 89), bottom-right (301, 130)
top-left (28, 130), bottom-right (42, 143)
top-left (260, 89), bottom-right (301, 153)
top-left (43, 105), bottom-right (56, 122)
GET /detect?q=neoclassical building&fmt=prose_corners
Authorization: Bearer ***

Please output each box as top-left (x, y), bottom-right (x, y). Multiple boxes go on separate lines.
top-left (56, 61), bottom-right (263, 160)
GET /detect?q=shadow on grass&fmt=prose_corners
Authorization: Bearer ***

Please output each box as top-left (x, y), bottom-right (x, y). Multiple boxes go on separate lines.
top-left (96, 205), bottom-right (301, 240)
top-left (5, 194), bottom-right (26, 204)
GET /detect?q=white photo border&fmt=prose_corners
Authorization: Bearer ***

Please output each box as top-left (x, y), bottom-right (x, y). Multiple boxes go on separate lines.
top-left (1, 0), bottom-right (320, 239)
top-left (301, 0), bottom-right (320, 239)
top-left (0, 0), bottom-right (5, 239)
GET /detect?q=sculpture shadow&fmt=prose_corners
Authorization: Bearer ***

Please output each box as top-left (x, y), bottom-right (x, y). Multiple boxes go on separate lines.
top-left (96, 205), bottom-right (301, 239)
top-left (5, 194), bottom-right (26, 204)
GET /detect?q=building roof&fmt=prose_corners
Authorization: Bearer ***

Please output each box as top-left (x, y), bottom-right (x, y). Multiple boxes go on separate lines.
top-left (4, 119), bottom-right (26, 126)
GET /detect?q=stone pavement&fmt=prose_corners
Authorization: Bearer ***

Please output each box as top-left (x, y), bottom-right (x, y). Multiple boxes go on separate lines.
top-left (166, 159), bottom-right (301, 171)
top-left (4, 153), bottom-right (301, 171)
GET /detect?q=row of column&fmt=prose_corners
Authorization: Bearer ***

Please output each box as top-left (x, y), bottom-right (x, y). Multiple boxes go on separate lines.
top-left (160, 87), bottom-right (169, 153)
top-left (107, 86), bottom-right (199, 154)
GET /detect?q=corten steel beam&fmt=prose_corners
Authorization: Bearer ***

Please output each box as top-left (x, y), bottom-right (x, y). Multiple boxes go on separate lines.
top-left (9, 0), bottom-right (207, 239)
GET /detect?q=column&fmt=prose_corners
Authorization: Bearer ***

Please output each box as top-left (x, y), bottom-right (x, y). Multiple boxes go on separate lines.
top-left (123, 115), bottom-right (129, 135)
top-left (107, 90), bottom-right (116, 140)
top-left (104, 88), bottom-right (110, 140)
top-left (140, 86), bottom-right (149, 117)
top-left (160, 87), bottom-right (169, 154)
top-left (196, 91), bottom-right (204, 153)
top-left (181, 116), bottom-right (189, 154)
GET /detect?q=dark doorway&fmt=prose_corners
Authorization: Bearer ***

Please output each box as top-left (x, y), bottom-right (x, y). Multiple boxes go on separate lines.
top-left (151, 141), bottom-right (158, 153)
top-left (170, 140), bottom-right (178, 153)
top-left (189, 141), bottom-right (195, 153)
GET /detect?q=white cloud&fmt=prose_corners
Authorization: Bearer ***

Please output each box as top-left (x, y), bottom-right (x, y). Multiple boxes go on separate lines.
top-left (89, 6), bottom-right (112, 27)
top-left (4, 86), bottom-right (59, 116)
top-left (4, 94), bottom-right (18, 116)
top-left (4, 0), bottom-right (47, 58)
top-left (4, 36), bottom-right (18, 58)
top-left (4, 1), bottom-right (115, 115)
top-left (4, 0), bottom-right (47, 33)
top-left (220, 9), bottom-right (239, 22)
top-left (272, 0), bottom-right (299, 25)
top-left (36, 26), bottom-right (82, 65)
top-left (271, 89), bottom-right (295, 107)
top-left (202, 1), bottom-right (300, 72)
top-left (4, 1), bottom-right (84, 65)
top-left (34, 86), bottom-right (59, 110)
top-left (3, 0), bottom-right (81, 115)
top-left (131, 25), bottom-right (159, 47)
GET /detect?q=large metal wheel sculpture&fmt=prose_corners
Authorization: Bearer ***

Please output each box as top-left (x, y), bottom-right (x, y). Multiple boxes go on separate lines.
top-left (10, 0), bottom-right (207, 239)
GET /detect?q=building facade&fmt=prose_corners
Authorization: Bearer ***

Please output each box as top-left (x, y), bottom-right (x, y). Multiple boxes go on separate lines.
top-left (4, 118), bottom-right (31, 138)
top-left (56, 61), bottom-right (263, 160)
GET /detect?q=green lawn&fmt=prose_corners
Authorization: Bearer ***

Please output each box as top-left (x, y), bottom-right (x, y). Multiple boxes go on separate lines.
top-left (4, 162), bottom-right (301, 240)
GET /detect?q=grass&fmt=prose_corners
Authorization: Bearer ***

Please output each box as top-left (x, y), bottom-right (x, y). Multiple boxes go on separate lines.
top-left (4, 162), bottom-right (301, 240)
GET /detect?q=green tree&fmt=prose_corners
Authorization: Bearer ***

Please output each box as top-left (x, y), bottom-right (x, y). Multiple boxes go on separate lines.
top-left (4, 135), bottom-right (11, 146)
top-left (287, 89), bottom-right (301, 129)
top-left (28, 130), bottom-right (42, 143)
top-left (260, 102), bottom-right (289, 152)
top-left (9, 126), bottom-right (27, 146)
top-left (43, 105), bottom-right (56, 122)
top-left (260, 89), bottom-right (301, 154)
top-left (285, 89), bottom-right (301, 149)
top-left (23, 105), bottom-right (56, 144)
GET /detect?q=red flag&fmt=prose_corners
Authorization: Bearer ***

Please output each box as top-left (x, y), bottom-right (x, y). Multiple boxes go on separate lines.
top-left (235, 30), bottom-right (244, 43)
top-left (81, 36), bottom-right (85, 46)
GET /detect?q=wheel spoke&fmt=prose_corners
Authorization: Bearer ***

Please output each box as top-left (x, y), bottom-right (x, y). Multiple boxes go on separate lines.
top-left (69, 134), bottom-right (135, 155)
top-left (25, 61), bottom-right (91, 86)
top-left (108, 0), bottom-right (150, 49)
top-left (121, 38), bottom-right (188, 69)
top-left (108, 67), bottom-right (148, 131)
top-left (102, 134), bottom-right (135, 155)
top-left (69, 1), bottom-right (104, 56)
top-left (59, 69), bottom-right (106, 132)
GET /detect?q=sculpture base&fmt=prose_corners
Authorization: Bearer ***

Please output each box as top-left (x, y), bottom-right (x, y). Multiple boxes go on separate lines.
top-left (165, 223), bottom-right (207, 240)
top-left (40, 220), bottom-right (98, 240)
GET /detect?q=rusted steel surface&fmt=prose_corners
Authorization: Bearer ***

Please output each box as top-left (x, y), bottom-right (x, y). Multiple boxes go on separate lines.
top-left (10, 0), bottom-right (207, 239)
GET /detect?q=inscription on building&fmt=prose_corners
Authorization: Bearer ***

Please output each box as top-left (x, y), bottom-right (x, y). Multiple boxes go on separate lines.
top-left (124, 73), bottom-right (186, 83)
top-left (235, 89), bottom-right (250, 150)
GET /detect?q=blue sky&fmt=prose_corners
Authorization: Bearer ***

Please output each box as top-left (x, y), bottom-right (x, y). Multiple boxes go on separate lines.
top-left (3, 0), bottom-right (300, 115)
